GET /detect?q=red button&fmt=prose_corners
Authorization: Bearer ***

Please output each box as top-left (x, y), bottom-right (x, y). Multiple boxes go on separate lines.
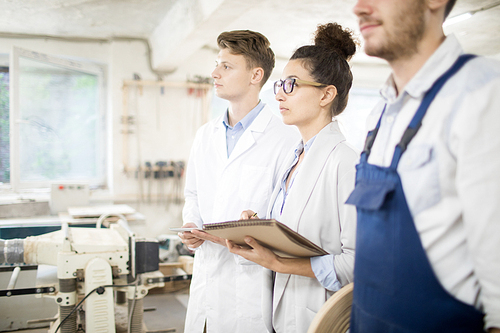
top-left (59, 185), bottom-right (64, 190)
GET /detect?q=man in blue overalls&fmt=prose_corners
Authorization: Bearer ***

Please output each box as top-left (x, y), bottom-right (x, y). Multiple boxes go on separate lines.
top-left (348, 0), bottom-right (500, 332)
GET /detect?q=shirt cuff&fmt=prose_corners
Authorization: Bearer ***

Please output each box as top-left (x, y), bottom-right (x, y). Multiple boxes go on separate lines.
top-left (310, 254), bottom-right (342, 292)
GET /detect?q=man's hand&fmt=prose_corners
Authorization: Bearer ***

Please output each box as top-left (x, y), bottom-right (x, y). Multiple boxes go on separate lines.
top-left (178, 222), bottom-right (205, 249)
top-left (178, 223), bottom-right (228, 248)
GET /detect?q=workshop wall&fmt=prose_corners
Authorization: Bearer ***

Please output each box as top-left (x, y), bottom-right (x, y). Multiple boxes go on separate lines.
top-left (0, 37), bottom-right (211, 232)
top-left (0, 35), bottom-right (388, 236)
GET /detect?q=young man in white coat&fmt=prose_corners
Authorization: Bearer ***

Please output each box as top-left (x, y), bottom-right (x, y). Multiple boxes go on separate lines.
top-left (178, 30), bottom-right (299, 333)
top-left (347, 0), bottom-right (500, 331)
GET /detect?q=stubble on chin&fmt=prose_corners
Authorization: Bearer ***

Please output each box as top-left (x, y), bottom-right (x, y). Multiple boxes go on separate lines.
top-left (363, 1), bottom-right (426, 62)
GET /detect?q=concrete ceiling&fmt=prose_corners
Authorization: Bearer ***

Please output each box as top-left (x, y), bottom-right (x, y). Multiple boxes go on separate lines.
top-left (1, 0), bottom-right (499, 81)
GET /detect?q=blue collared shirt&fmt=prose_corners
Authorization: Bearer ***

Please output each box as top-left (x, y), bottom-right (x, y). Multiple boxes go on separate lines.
top-left (271, 136), bottom-right (316, 219)
top-left (270, 135), bottom-right (341, 292)
top-left (222, 101), bottom-right (264, 157)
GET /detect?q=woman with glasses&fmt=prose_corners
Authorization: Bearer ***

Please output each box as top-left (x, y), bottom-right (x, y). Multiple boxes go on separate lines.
top-left (227, 23), bottom-right (358, 332)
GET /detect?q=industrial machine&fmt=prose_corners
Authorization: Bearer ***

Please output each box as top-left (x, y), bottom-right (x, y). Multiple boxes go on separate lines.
top-left (0, 214), bottom-right (180, 333)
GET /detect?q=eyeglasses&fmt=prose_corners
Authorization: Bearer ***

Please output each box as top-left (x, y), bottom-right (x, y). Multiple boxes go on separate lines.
top-left (273, 78), bottom-right (327, 95)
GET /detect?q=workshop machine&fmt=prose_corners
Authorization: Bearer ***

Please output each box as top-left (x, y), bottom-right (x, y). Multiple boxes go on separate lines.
top-left (0, 215), bottom-right (184, 333)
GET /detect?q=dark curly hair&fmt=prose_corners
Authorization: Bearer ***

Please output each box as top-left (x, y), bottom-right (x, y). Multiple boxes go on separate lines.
top-left (444, 0), bottom-right (456, 19)
top-left (291, 23), bottom-right (358, 117)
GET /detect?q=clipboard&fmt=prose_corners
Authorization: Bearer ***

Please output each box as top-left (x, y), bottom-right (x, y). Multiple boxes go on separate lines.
top-left (202, 219), bottom-right (328, 258)
top-left (169, 227), bottom-right (202, 232)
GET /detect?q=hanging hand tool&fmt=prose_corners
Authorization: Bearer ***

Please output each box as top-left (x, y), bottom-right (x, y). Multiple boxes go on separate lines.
top-left (144, 161), bottom-right (152, 203)
top-left (155, 161), bottom-right (167, 205)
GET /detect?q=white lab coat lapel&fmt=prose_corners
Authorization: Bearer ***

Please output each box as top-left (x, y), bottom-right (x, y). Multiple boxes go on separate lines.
top-left (262, 149), bottom-right (296, 333)
top-left (225, 105), bottom-right (273, 168)
top-left (265, 151), bottom-right (295, 218)
top-left (281, 122), bottom-right (345, 230)
top-left (213, 117), bottom-right (228, 162)
top-left (270, 122), bottom-right (346, 315)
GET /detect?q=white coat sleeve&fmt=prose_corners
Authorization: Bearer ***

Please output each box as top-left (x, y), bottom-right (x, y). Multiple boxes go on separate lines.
top-left (332, 152), bottom-right (357, 287)
top-left (182, 132), bottom-right (203, 229)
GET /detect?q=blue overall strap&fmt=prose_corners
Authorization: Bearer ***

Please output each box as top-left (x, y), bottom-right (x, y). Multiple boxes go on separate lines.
top-left (390, 54), bottom-right (477, 168)
top-left (360, 105), bottom-right (386, 163)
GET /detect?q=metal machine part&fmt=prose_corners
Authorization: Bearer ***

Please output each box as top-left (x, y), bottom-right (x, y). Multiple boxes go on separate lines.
top-left (0, 216), bottom-right (165, 333)
top-left (0, 239), bottom-right (24, 264)
top-left (135, 239), bottom-right (159, 274)
top-left (58, 278), bottom-right (77, 333)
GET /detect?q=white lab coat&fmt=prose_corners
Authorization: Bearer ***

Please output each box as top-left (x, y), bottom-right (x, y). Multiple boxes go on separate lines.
top-left (183, 105), bottom-right (300, 333)
top-left (262, 121), bottom-right (358, 333)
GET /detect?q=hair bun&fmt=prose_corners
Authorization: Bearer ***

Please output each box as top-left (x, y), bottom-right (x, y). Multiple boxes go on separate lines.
top-left (314, 23), bottom-right (358, 61)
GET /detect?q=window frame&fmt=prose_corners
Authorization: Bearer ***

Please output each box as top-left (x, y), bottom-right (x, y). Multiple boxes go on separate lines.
top-left (9, 47), bottom-right (107, 191)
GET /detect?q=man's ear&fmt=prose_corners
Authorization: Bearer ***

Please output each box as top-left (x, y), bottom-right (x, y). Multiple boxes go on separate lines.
top-left (250, 67), bottom-right (264, 85)
top-left (319, 85), bottom-right (338, 107)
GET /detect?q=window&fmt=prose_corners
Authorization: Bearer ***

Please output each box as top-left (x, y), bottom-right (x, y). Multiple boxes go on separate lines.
top-left (8, 47), bottom-right (106, 190)
top-left (0, 67), bottom-right (9, 184)
top-left (338, 87), bottom-right (381, 151)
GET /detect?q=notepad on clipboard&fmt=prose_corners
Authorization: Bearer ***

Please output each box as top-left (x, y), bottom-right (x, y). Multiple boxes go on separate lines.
top-left (203, 219), bottom-right (328, 258)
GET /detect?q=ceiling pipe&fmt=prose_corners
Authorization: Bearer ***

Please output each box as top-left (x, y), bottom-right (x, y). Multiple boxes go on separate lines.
top-left (0, 32), bottom-right (176, 79)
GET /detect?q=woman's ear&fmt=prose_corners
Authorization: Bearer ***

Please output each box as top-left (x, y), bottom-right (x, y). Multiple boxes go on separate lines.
top-left (251, 67), bottom-right (264, 85)
top-left (319, 85), bottom-right (337, 107)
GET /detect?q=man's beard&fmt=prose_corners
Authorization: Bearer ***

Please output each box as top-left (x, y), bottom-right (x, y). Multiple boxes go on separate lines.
top-left (364, 1), bottom-right (427, 62)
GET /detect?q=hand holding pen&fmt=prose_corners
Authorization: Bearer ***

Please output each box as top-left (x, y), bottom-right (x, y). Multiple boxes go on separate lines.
top-left (240, 210), bottom-right (259, 220)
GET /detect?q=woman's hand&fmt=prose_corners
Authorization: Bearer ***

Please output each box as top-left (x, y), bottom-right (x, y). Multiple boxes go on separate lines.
top-left (227, 236), bottom-right (315, 277)
top-left (191, 229), bottom-right (227, 247)
top-left (240, 210), bottom-right (258, 220)
top-left (226, 236), bottom-right (279, 270)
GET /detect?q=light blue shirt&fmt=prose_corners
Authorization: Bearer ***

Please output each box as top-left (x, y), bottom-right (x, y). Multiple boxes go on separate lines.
top-left (270, 136), bottom-right (341, 292)
top-left (222, 101), bottom-right (264, 157)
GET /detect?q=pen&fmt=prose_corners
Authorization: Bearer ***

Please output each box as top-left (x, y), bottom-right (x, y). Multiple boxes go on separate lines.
top-left (251, 212), bottom-right (258, 218)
